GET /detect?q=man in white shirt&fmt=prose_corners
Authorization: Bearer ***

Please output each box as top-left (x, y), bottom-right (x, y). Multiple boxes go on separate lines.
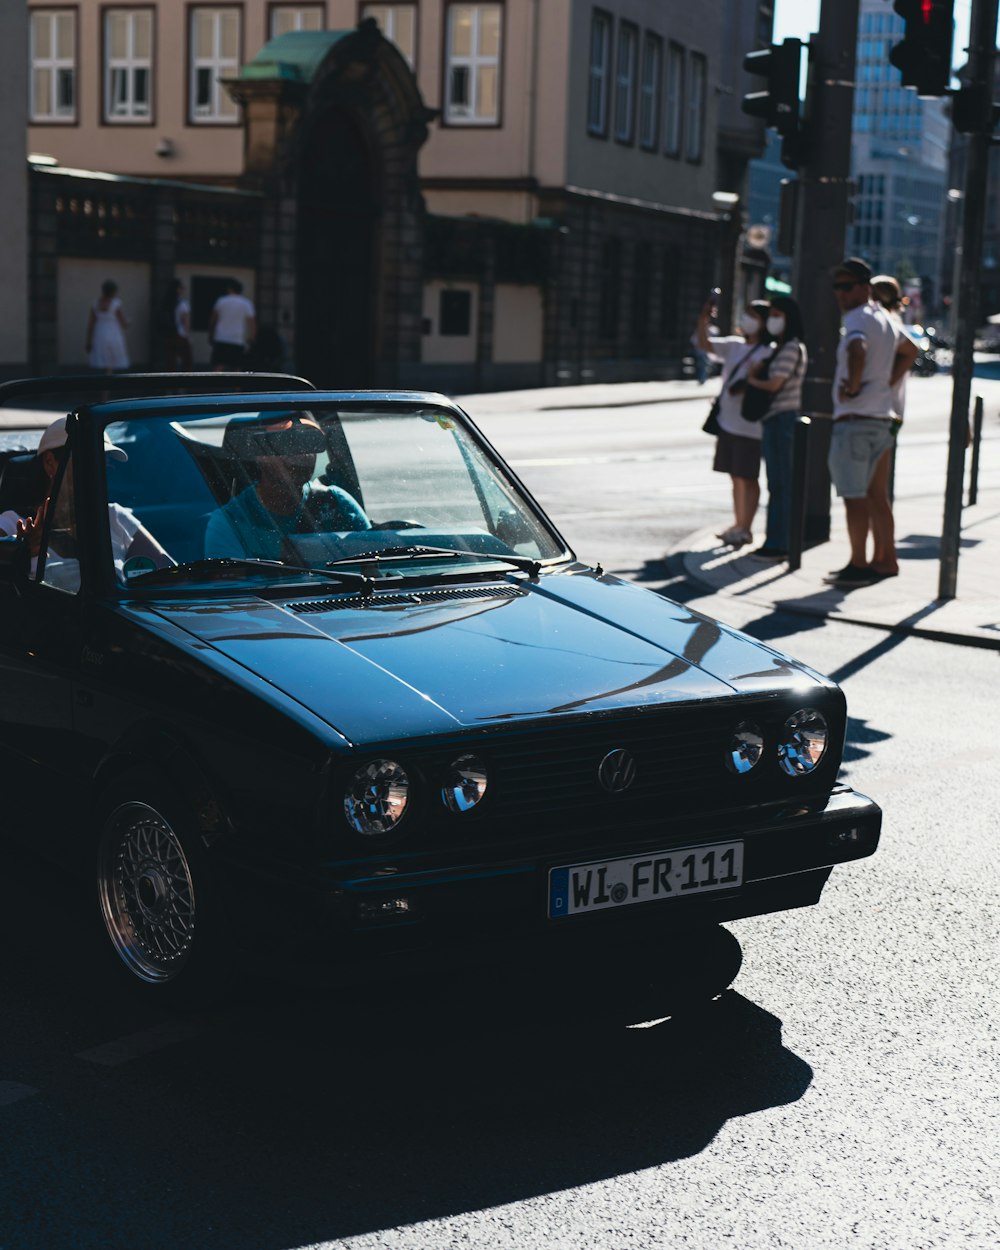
top-left (826, 258), bottom-right (917, 587)
top-left (209, 279), bottom-right (256, 370)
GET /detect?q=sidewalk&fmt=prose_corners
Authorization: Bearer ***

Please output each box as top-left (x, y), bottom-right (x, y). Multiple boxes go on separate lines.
top-left (672, 486), bottom-right (1000, 651)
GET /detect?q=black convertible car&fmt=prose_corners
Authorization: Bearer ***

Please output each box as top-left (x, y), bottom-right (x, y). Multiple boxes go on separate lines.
top-left (0, 374), bottom-right (880, 1008)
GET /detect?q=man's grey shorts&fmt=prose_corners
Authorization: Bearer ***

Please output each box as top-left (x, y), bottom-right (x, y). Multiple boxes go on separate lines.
top-left (828, 418), bottom-right (895, 498)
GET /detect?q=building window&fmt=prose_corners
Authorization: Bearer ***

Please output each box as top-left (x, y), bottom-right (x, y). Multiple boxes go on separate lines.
top-left (269, 5), bottom-right (324, 37)
top-left (440, 289), bottom-right (472, 336)
top-left (444, 3), bottom-right (502, 126)
top-left (104, 10), bottom-right (153, 122)
top-left (686, 51), bottom-right (706, 162)
top-left (189, 7), bottom-right (241, 124)
top-left (587, 10), bottom-right (612, 136)
top-left (663, 41), bottom-right (684, 158)
top-left (638, 33), bottom-right (661, 150)
top-left (361, 4), bottom-right (417, 68)
top-left (30, 10), bottom-right (77, 123)
top-left (613, 21), bottom-right (637, 144)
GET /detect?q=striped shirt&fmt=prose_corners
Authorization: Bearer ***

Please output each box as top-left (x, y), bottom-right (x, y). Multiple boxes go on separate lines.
top-left (765, 339), bottom-right (806, 419)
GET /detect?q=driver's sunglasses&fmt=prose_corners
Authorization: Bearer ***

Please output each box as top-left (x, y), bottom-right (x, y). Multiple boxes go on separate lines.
top-left (832, 281), bottom-right (858, 292)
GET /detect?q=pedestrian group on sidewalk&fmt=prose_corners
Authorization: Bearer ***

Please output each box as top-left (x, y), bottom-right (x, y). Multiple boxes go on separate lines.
top-left (696, 255), bottom-right (919, 587)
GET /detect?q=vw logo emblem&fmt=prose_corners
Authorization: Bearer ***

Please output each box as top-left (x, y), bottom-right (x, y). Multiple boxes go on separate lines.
top-left (598, 748), bottom-right (637, 793)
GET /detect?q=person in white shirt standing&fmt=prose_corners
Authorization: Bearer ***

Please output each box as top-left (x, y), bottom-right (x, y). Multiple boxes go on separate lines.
top-left (826, 258), bottom-right (917, 587)
top-left (209, 279), bottom-right (256, 371)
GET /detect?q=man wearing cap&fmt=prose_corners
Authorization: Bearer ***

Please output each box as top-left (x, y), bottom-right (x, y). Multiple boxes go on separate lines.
top-left (204, 413), bottom-right (370, 560)
top-left (826, 258), bottom-right (918, 587)
top-left (16, 416), bottom-right (171, 589)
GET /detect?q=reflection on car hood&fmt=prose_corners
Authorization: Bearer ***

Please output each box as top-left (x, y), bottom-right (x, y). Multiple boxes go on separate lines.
top-left (143, 569), bottom-right (820, 746)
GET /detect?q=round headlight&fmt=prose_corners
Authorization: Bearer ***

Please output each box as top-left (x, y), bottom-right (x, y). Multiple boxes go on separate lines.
top-left (727, 722), bottom-right (765, 775)
top-left (442, 754), bottom-right (488, 813)
top-left (778, 709), bottom-right (829, 776)
top-left (344, 759), bottom-right (410, 835)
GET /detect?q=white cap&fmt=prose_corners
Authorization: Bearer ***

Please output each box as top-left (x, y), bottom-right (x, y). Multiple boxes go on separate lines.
top-left (37, 416), bottom-right (128, 462)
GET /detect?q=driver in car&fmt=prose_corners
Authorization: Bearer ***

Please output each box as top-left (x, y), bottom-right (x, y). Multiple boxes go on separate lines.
top-left (204, 413), bottom-right (370, 561)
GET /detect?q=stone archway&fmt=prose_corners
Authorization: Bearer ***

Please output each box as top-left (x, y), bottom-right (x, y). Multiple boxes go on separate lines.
top-left (230, 21), bottom-right (434, 386)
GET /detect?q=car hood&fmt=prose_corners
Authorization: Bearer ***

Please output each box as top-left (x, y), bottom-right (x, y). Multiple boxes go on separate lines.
top-left (142, 568), bottom-right (816, 745)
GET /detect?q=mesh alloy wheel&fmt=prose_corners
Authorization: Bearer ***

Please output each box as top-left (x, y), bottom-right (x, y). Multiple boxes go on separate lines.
top-left (97, 800), bottom-right (197, 984)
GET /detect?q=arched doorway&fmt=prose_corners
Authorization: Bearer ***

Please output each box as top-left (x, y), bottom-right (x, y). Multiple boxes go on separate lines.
top-left (232, 24), bottom-right (433, 387)
top-left (296, 106), bottom-right (379, 388)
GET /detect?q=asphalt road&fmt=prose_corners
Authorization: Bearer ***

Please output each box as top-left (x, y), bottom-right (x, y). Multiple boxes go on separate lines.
top-left (1, 375), bottom-right (998, 1249)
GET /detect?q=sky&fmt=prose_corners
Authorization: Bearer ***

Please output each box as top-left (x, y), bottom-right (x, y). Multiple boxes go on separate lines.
top-left (773, 0), bottom-right (976, 66)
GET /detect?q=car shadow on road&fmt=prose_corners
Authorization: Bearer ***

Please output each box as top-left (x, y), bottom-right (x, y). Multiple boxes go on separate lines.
top-left (0, 853), bottom-right (814, 1250)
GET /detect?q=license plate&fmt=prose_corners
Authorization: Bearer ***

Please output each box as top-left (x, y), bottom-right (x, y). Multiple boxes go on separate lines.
top-left (548, 840), bottom-right (744, 919)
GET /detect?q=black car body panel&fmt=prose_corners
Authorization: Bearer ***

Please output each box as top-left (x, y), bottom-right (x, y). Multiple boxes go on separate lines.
top-left (0, 376), bottom-right (881, 1000)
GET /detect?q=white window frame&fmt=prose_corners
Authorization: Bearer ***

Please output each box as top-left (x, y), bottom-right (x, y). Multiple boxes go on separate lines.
top-left (638, 32), bottom-right (661, 150)
top-left (663, 41), bottom-right (684, 158)
top-left (30, 9), bottom-right (77, 123)
top-left (686, 51), bottom-right (706, 163)
top-left (613, 21), bottom-right (637, 144)
top-left (104, 9), bottom-right (153, 123)
top-left (189, 7), bottom-right (241, 124)
top-left (444, 3), bottom-right (502, 127)
top-left (587, 10), bottom-right (612, 137)
top-left (269, 5), bottom-right (324, 38)
top-left (360, 4), bottom-right (418, 69)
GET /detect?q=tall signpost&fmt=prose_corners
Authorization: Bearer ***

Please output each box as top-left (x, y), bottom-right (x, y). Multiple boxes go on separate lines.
top-left (938, 0), bottom-right (998, 599)
top-left (788, 2), bottom-right (861, 547)
top-left (742, 3), bottom-right (860, 548)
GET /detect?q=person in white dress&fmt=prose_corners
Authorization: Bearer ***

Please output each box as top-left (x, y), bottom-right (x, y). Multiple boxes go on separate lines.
top-left (85, 280), bottom-right (130, 373)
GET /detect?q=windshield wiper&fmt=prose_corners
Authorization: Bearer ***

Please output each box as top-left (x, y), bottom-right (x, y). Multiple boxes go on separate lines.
top-left (325, 545), bottom-right (542, 578)
top-left (127, 557), bottom-right (375, 594)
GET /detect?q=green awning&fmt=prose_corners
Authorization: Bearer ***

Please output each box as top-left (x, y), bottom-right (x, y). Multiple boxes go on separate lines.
top-left (239, 31), bottom-right (351, 83)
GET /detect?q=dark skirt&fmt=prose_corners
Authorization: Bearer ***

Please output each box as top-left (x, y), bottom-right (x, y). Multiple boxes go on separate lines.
top-left (713, 430), bottom-right (762, 479)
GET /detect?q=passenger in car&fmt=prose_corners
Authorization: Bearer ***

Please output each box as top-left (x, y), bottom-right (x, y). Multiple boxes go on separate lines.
top-left (16, 417), bottom-right (173, 584)
top-left (204, 413), bottom-right (370, 561)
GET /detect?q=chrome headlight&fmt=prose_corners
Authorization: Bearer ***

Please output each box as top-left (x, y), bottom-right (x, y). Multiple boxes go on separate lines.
top-left (778, 709), bottom-right (829, 776)
top-left (442, 754), bottom-right (488, 813)
top-left (726, 722), bottom-right (764, 775)
top-left (344, 759), bottom-right (410, 835)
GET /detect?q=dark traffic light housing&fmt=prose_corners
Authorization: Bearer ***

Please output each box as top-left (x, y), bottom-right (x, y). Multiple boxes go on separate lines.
top-left (889, 0), bottom-right (954, 97)
top-left (742, 38), bottom-right (803, 169)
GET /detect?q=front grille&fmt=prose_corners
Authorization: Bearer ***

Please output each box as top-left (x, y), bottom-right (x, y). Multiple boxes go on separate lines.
top-left (290, 585), bottom-right (526, 613)
top-left (403, 696), bottom-right (841, 843)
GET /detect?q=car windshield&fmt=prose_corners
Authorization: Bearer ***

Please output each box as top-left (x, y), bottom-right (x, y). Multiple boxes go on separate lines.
top-left (99, 402), bottom-right (566, 590)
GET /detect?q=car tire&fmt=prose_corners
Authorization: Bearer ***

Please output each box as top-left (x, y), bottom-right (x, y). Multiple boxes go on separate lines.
top-left (95, 770), bottom-right (233, 1006)
top-left (614, 925), bottom-right (744, 1023)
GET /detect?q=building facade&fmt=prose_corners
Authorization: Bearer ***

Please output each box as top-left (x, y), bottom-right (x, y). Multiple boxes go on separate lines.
top-left (25, 0), bottom-right (772, 387)
top-left (1, 4), bottom-right (29, 375)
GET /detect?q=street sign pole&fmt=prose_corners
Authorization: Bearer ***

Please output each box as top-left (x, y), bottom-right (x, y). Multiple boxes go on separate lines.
top-left (791, 0), bottom-right (860, 547)
top-left (939, 0), bottom-right (999, 600)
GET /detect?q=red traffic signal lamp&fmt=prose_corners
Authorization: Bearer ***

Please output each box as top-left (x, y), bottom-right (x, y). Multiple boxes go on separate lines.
top-left (889, 0), bottom-right (954, 97)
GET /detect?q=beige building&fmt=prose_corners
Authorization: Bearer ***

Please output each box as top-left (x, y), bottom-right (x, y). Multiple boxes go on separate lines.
top-left (25, 0), bottom-right (771, 386)
top-left (1, 4), bottom-right (29, 374)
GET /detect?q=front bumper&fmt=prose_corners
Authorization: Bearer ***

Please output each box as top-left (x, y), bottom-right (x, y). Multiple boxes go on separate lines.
top-left (225, 784), bottom-right (881, 984)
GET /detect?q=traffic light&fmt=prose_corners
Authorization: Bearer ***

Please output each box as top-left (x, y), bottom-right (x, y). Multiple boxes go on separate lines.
top-left (950, 83), bottom-right (1000, 135)
top-left (889, 0), bottom-right (954, 97)
top-left (742, 39), bottom-right (803, 169)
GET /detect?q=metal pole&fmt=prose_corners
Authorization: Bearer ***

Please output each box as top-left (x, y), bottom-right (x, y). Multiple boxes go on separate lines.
top-left (788, 416), bottom-right (812, 571)
top-left (939, 0), bottom-right (999, 600)
top-left (967, 394), bottom-right (984, 506)
top-left (791, 0), bottom-right (860, 548)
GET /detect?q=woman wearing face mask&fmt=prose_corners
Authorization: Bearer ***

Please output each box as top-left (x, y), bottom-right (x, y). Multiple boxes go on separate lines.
top-left (693, 297), bottom-right (774, 547)
top-left (743, 296), bottom-right (808, 560)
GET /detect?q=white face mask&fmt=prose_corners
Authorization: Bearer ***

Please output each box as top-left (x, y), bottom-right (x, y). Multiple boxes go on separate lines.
top-left (767, 314), bottom-right (786, 336)
top-left (739, 313), bottom-right (762, 335)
